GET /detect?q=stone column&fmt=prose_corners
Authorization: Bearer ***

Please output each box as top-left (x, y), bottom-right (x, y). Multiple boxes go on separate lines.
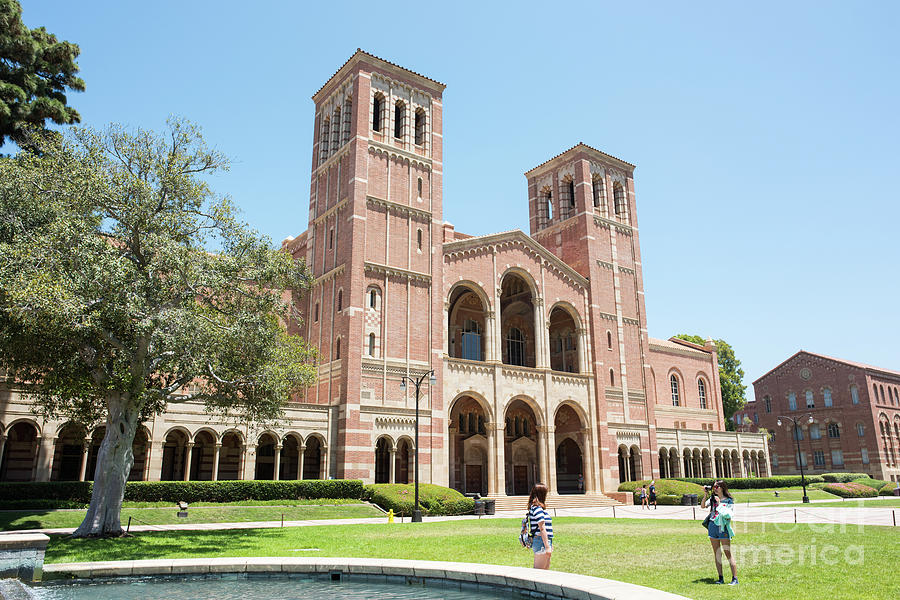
top-left (183, 442), bottom-right (194, 481)
top-left (407, 447), bottom-right (414, 485)
top-left (243, 446), bottom-right (257, 480)
top-left (546, 426), bottom-right (557, 493)
top-left (443, 301), bottom-right (450, 355)
top-left (534, 299), bottom-right (547, 369)
top-left (320, 446), bottom-right (328, 479)
top-left (493, 285), bottom-right (503, 363)
top-left (0, 435), bottom-right (6, 470)
top-left (389, 448), bottom-right (397, 483)
top-left (577, 328), bottom-right (588, 373)
top-left (485, 311), bottom-right (496, 362)
top-left (273, 444), bottom-right (282, 480)
top-left (448, 425), bottom-right (457, 489)
top-left (78, 441), bottom-right (90, 481)
top-left (211, 443), bottom-right (221, 481)
top-left (147, 441), bottom-right (164, 481)
top-left (297, 445), bottom-right (306, 480)
top-left (581, 428), bottom-right (593, 492)
top-left (35, 436), bottom-right (55, 482)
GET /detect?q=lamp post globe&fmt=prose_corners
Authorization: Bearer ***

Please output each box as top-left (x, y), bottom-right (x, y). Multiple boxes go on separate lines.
top-left (778, 414), bottom-right (811, 503)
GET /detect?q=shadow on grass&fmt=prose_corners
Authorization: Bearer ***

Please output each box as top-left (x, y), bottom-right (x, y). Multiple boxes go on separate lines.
top-left (0, 509), bottom-right (55, 531)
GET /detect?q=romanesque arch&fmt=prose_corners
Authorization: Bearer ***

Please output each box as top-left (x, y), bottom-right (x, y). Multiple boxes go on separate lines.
top-left (374, 435), bottom-right (392, 484)
top-left (0, 421), bottom-right (39, 482)
top-left (395, 436), bottom-right (413, 484)
top-left (505, 397), bottom-right (540, 495)
top-left (449, 393), bottom-right (491, 495)
top-left (500, 271), bottom-right (536, 368)
top-left (190, 429), bottom-right (216, 481)
top-left (448, 282), bottom-right (490, 361)
top-left (303, 434), bottom-right (324, 480)
top-left (160, 428), bottom-right (190, 481)
top-left (280, 433), bottom-right (302, 480)
top-left (548, 304), bottom-right (580, 373)
top-left (255, 432), bottom-right (278, 480)
top-left (52, 422), bottom-right (87, 482)
top-left (554, 403), bottom-right (585, 493)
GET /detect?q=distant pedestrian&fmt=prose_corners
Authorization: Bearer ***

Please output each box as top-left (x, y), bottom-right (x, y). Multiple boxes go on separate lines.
top-left (648, 480), bottom-right (657, 509)
top-left (640, 485), bottom-right (648, 508)
top-left (702, 480), bottom-right (737, 585)
top-left (577, 473), bottom-right (584, 494)
top-left (527, 483), bottom-right (553, 569)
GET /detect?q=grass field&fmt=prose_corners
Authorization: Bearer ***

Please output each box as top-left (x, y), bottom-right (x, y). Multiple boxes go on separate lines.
top-left (729, 487), bottom-right (837, 503)
top-left (0, 502), bottom-right (382, 530)
top-left (777, 497), bottom-right (900, 508)
top-left (44, 517), bottom-right (898, 600)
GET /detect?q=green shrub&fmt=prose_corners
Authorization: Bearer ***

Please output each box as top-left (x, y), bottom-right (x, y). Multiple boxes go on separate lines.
top-left (0, 480), bottom-right (364, 506)
top-left (879, 482), bottom-right (899, 496)
top-left (617, 479), bottom-right (704, 504)
top-left (850, 477), bottom-right (889, 491)
top-left (822, 482), bottom-right (878, 498)
top-left (363, 484), bottom-right (474, 516)
top-left (673, 475), bottom-right (824, 489)
top-left (821, 472), bottom-right (868, 483)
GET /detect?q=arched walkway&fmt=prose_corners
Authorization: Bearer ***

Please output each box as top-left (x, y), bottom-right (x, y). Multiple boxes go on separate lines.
top-left (554, 404), bottom-right (585, 493)
top-left (449, 394), bottom-right (490, 495)
top-left (218, 431), bottom-right (243, 480)
top-left (395, 438), bottom-right (412, 484)
top-left (0, 422), bottom-right (39, 482)
top-left (52, 423), bottom-right (86, 482)
top-left (160, 429), bottom-right (189, 481)
top-left (448, 285), bottom-right (488, 361)
top-left (548, 307), bottom-right (579, 373)
top-left (500, 273), bottom-right (535, 368)
top-left (129, 427), bottom-right (150, 481)
top-left (190, 430), bottom-right (216, 481)
top-left (504, 398), bottom-right (540, 495)
top-left (303, 436), bottom-right (323, 479)
top-left (279, 435), bottom-right (301, 480)
top-left (254, 433), bottom-right (277, 480)
top-left (374, 436), bottom-right (391, 484)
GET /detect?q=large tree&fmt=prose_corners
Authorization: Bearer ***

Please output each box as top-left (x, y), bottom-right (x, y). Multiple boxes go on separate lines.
top-left (0, 119), bottom-right (317, 537)
top-left (674, 334), bottom-right (747, 431)
top-left (0, 0), bottom-right (84, 147)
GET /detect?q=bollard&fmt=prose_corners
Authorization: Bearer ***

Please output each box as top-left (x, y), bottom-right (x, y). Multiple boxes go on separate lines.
top-left (693, 506), bottom-right (696, 520)
top-left (126, 516), bottom-right (132, 533)
top-left (612, 505), bottom-right (616, 519)
top-left (794, 509), bottom-right (797, 524)
top-left (388, 509), bottom-right (395, 524)
top-left (893, 510), bottom-right (896, 527)
top-left (281, 513), bottom-right (284, 528)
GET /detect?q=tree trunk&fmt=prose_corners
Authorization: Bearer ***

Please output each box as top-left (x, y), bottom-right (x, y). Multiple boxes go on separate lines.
top-left (73, 396), bottom-right (138, 537)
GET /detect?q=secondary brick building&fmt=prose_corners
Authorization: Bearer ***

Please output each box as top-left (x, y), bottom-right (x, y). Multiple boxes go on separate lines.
top-left (741, 350), bottom-right (900, 483)
top-left (0, 51), bottom-right (767, 498)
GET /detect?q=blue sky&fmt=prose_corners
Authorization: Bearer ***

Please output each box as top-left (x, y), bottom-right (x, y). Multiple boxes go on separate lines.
top-left (19, 1), bottom-right (900, 391)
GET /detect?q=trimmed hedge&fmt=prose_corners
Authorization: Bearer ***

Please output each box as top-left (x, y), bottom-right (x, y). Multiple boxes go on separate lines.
top-left (363, 484), bottom-right (474, 516)
top-left (674, 475), bottom-right (824, 489)
top-left (879, 482), bottom-right (899, 496)
top-left (822, 482), bottom-right (878, 498)
top-left (617, 479), bottom-right (704, 505)
top-left (0, 480), bottom-right (364, 505)
top-left (821, 472), bottom-right (868, 483)
top-left (850, 477), bottom-right (889, 491)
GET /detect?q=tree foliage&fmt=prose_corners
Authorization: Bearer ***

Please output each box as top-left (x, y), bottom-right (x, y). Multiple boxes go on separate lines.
top-left (675, 334), bottom-right (747, 431)
top-left (0, 0), bottom-right (84, 147)
top-left (0, 119), bottom-right (317, 536)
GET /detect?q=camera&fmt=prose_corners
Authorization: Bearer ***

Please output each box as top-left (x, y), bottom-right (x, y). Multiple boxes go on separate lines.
top-left (703, 485), bottom-right (712, 492)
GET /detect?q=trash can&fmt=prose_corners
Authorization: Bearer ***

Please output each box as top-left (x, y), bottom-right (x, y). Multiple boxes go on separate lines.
top-left (893, 487), bottom-right (900, 497)
top-left (474, 500), bottom-right (485, 515)
top-left (681, 494), bottom-right (692, 506)
top-left (484, 499), bottom-right (495, 515)
top-left (691, 494), bottom-right (699, 506)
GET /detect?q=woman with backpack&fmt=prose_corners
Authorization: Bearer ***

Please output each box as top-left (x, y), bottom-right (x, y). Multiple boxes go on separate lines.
top-left (520, 483), bottom-right (553, 569)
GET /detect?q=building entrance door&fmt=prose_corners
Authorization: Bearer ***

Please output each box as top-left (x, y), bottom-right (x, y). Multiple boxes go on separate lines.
top-left (514, 465), bottom-right (528, 495)
top-left (465, 465), bottom-right (482, 495)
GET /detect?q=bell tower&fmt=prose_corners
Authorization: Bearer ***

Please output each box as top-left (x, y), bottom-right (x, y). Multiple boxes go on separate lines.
top-left (295, 50), bottom-right (446, 482)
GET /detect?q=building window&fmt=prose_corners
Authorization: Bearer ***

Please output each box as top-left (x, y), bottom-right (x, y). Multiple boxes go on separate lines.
top-left (560, 178), bottom-right (575, 219)
top-left (850, 385), bottom-right (859, 404)
top-left (607, 331), bottom-right (612, 350)
top-left (810, 424), bottom-right (821, 440)
top-left (592, 176), bottom-right (605, 209)
top-left (827, 423), bottom-right (840, 439)
top-left (831, 449), bottom-right (844, 466)
top-left (823, 388), bottom-right (832, 407)
top-left (368, 333), bottom-right (376, 356)
top-left (417, 177), bottom-right (423, 199)
top-left (416, 228), bottom-right (423, 251)
top-left (772, 454), bottom-right (779, 468)
top-left (813, 450), bottom-right (825, 468)
top-left (698, 379), bottom-right (707, 409)
top-left (613, 182), bottom-right (625, 217)
top-left (343, 97), bottom-right (352, 144)
top-left (796, 451), bottom-right (807, 468)
top-left (764, 396), bottom-right (771, 413)
top-left (320, 118), bottom-right (330, 164)
top-left (335, 337), bottom-right (341, 360)
top-left (506, 327), bottom-right (525, 366)
top-left (753, 412), bottom-right (759, 424)
top-left (414, 108), bottom-right (425, 145)
top-left (369, 289), bottom-right (378, 308)
top-left (329, 228), bottom-right (334, 249)
top-left (861, 448), bottom-right (869, 464)
top-left (735, 414), bottom-right (742, 425)
top-left (336, 290), bottom-right (342, 312)
top-left (788, 392), bottom-right (797, 411)
top-left (331, 106), bottom-right (341, 154)
top-left (793, 427), bottom-right (804, 441)
top-left (373, 93), bottom-right (384, 132)
top-left (314, 302), bottom-right (319, 322)
top-left (857, 423), bottom-right (865, 437)
top-left (609, 369), bottom-right (615, 386)
top-left (394, 101), bottom-right (405, 139)
top-left (670, 375), bottom-right (680, 406)
top-left (805, 390), bottom-right (815, 409)
top-left (461, 319), bottom-right (482, 362)
top-left (880, 384), bottom-right (886, 403)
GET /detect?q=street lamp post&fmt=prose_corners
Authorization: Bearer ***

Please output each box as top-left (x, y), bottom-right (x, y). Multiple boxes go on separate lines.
top-left (400, 369), bottom-right (436, 523)
top-left (776, 414), bottom-right (814, 503)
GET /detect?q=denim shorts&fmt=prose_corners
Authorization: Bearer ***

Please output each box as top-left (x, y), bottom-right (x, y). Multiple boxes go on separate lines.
top-left (707, 521), bottom-right (732, 540)
top-left (532, 535), bottom-right (553, 554)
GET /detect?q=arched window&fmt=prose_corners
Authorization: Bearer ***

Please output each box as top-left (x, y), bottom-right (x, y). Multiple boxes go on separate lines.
top-left (670, 374), bottom-right (680, 406)
top-left (823, 388), bottom-right (833, 407)
top-left (880, 385), bottom-right (886, 402)
top-left (537, 188), bottom-right (552, 226)
top-left (414, 108), bottom-right (425, 145)
top-left (328, 228), bottom-right (334, 249)
top-left (857, 423), bottom-right (865, 437)
top-left (698, 379), bottom-right (707, 409)
top-left (805, 389), bottom-right (815, 409)
top-left (607, 331), bottom-right (612, 350)
top-left (764, 395), bottom-right (771, 413)
top-left (320, 118), bottom-right (330, 164)
top-left (417, 177), bottom-right (423, 198)
top-left (827, 423), bottom-right (840, 439)
top-left (342, 97), bottom-right (352, 144)
top-left (372, 93), bottom-right (384, 131)
top-left (314, 302), bottom-right (319, 322)
top-left (560, 178), bottom-right (575, 219)
top-left (368, 333), bottom-right (376, 356)
top-left (394, 101), bottom-right (405, 139)
top-left (809, 424), bottom-right (821, 440)
top-left (335, 337), bottom-right (341, 360)
top-left (370, 289), bottom-right (377, 308)
top-left (336, 290), bottom-right (342, 312)
top-left (609, 369), bottom-right (615, 385)
top-left (592, 176), bottom-right (605, 209)
top-left (506, 327), bottom-right (525, 366)
top-left (416, 228), bottom-right (423, 251)
top-left (850, 385), bottom-right (859, 404)
top-left (613, 182), bottom-right (625, 217)
top-left (331, 106), bottom-right (341, 153)
top-left (788, 392), bottom-right (797, 411)
top-left (461, 319), bottom-right (482, 361)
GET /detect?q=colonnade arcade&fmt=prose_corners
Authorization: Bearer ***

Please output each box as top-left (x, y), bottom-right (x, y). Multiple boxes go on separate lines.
top-left (447, 394), bottom-right (591, 496)
top-left (0, 419), bottom-right (328, 483)
top-left (655, 447), bottom-right (769, 480)
top-left (447, 275), bottom-right (586, 374)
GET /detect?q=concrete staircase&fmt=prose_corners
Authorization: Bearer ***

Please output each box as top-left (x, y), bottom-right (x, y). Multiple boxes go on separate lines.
top-left (489, 493), bottom-right (621, 512)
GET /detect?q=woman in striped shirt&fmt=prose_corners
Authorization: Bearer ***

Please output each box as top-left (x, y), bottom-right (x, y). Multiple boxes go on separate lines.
top-left (528, 483), bottom-right (553, 569)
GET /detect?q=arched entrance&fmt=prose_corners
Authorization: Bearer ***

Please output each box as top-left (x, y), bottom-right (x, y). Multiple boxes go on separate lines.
top-left (548, 307), bottom-right (579, 373)
top-left (190, 430), bottom-right (216, 481)
top-left (449, 395), bottom-right (489, 495)
top-left (218, 431), bottom-right (242, 480)
top-left (374, 436), bottom-right (391, 484)
top-left (128, 427), bottom-right (150, 481)
top-left (280, 435), bottom-right (301, 480)
top-left (160, 429), bottom-right (188, 481)
top-left (0, 422), bottom-right (39, 482)
top-left (500, 273), bottom-right (535, 367)
top-left (255, 433), bottom-right (277, 480)
top-left (303, 436), bottom-right (322, 479)
top-left (554, 404), bottom-right (585, 493)
top-left (504, 398), bottom-right (539, 495)
top-left (448, 285), bottom-right (488, 361)
top-left (395, 438), bottom-right (412, 484)
top-left (658, 448), bottom-right (669, 479)
top-left (52, 423), bottom-right (86, 481)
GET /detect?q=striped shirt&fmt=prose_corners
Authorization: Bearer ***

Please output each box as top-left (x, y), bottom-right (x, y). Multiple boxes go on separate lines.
top-left (529, 504), bottom-right (553, 539)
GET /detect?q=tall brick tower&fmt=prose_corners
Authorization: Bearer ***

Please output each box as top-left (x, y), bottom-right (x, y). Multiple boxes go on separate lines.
top-left (286, 51), bottom-right (446, 481)
top-left (524, 145), bottom-right (655, 489)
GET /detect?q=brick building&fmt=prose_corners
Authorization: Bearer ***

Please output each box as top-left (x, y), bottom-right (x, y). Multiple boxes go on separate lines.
top-left (740, 350), bottom-right (900, 483)
top-left (0, 51), bottom-right (768, 498)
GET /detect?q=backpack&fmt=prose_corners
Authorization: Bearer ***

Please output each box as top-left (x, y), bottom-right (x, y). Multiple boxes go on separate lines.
top-left (519, 509), bottom-right (533, 548)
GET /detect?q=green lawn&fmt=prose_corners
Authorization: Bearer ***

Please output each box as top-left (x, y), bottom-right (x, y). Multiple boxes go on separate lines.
top-left (45, 517), bottom-right (898, 600)
top-left (729, 487), bottom-right (837, 503)
top-left (0, 503), bottom-right (382, 530)
top-left (777, 497), bottom-right (900, 508)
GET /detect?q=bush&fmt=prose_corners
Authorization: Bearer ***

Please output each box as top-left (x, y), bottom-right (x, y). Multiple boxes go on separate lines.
top-left (617, 479), bottom-right (704, 504)
top-left (821, 472), bottom-right (868, 483)
top-left (850, 477), bottom-right (890, 491)
top-left (363, 484), bottom-right (474, 516)
top-left (879, 482), bottom-right (899, 496)
top-left (822, 482), bottom-right (878, 498)
top-left (0, 480), bottom-right (364, 506)
top-left (673, 475), bottom-right (824, 489)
